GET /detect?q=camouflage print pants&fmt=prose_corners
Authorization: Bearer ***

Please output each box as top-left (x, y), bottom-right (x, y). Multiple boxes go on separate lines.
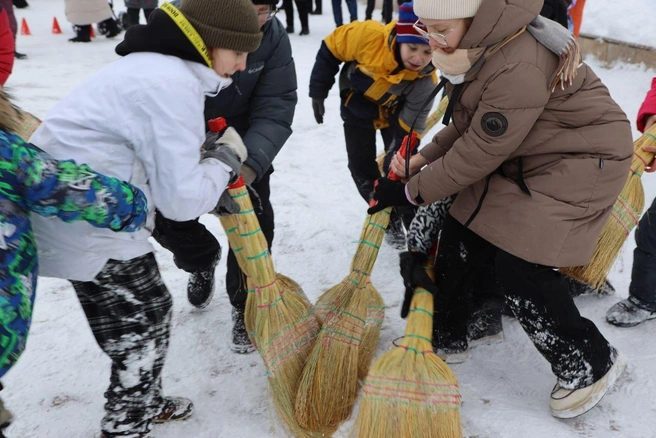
top-left (71, 253), bottom-right (172, 438)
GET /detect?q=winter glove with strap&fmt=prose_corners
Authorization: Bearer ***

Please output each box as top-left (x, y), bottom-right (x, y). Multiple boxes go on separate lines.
top-left (367, 177), bottom-right (412, 214)
top-left (202, 127), bottom-right (248, 184)
top-left (399, 251), bottom-right (438, 318)
top-left (312, 98), bottom-right (325, 124)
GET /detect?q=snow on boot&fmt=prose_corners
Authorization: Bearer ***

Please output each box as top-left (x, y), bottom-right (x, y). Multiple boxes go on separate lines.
top-left (152, 397), bottom-right (194, 423)
top-left (467, 309), bottom-right (504, 348)
top-left (567, 277), bottom-right (615, 297)
top-left (230, 308), bottom-right (255, 354)
top-left (69, 25), bottom-right (91, 43)
top-left (187, 260), bottom-right (217, 309)
top-left (606, 297), bottom-right (656, 327)
top-left (384, 210), bottom-right (406, 250)
top-left (550, 354), bottom-right (626, 419)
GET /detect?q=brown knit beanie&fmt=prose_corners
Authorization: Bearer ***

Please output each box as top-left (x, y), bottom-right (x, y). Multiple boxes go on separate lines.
top-left (179, 0), bottom-right (262, 53)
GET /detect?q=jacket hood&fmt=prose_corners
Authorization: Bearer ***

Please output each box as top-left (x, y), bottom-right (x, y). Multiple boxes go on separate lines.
top-left (460, 0), bottom-right (543, 49)
top-left (0, 88), bottom-right (19, 134)
top-left (116, 8), bottom-right (208, 66)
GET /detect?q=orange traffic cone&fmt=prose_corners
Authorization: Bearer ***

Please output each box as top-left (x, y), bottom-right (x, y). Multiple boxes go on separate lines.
top-left (20, 18), bottom-right (31, 36)
top-left (89, 25), bottom-right (96, 38)
top-left (52, 17), bottom-right (62, 34)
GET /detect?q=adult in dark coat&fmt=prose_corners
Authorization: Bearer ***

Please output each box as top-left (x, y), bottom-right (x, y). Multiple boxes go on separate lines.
top-left (153, 0), bottom-right (297, 353)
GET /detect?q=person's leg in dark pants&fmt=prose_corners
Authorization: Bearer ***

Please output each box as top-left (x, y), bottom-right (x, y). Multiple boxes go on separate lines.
top-left (126, 7), bottom-right (140, 27)
top-left (283, 0), bottom-right (295, 32)
top-left (432, 214), bottom-right (496, 358)
top-left (496, 250), bottom-right (617, 389)
top-left (381, 0), bottom-right (393, 23)
top-left (607, 196), bottom-right (656, 326)
top-left (365, 0), bottom-right (375, 20)
top-left (331, 0), bottom-right (343, 26)
top-left (343, 124), bottom-right (380, 203)
top-left (152, 212), bottom-right (221, 308)
top-left (345, 0), bottom-right (357, 22)
top-left (310, 0), bottom-right (322, 14)
top-left (142, 7), bottom-right (155, 21)
top-left (70, 254), bottom-right (190, 437)
top-left (226, 170), bottom-right (275, 352)
top-left (295, 0), bottom-right (310, 34)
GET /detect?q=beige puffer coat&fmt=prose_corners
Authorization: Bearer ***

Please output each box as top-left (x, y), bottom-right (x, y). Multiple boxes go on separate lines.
top-left (406, 0), bottom-right (633, 267)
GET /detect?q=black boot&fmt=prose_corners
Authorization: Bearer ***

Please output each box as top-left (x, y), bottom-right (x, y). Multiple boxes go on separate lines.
top-left (285, 26), bottom-right (294, 33)
top-left (299, 28), bottom-right (309, 35)
top-left (310, 8), bottom-right (321, 14)
top-left (230, 308), bottom-right (255, 354)
top-left (187, 257), bottom-right (218, 309)
top-left (98, 18), bottom-right (121, 38)
top-left (69, 25), bottom-right (91, 43)
top-left (13, 0), bottom-right (29, 8)
top-left (14, 52), bottom-right (27, 60)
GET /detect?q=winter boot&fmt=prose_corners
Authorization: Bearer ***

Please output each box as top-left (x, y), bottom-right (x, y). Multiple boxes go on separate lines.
top-left (14, 52), bottom-right (27, 60)
top-left (567, 277), bottom-right (615, 297)
top-left (606, 296), bottom-right (656, 327)
top-left (187, 258), bottom-right (218, 309)
top-left (285, 26), bottom-right (294, 33)
top-left (230, 308), bottom-right (255, 354)
top-left (69, 25), bottom-right (91, 43)
top-left (299, 28), bottom-right (309, 35)
top-left (13, 0), bottom-right (29, 8)
top-left (98, 18), bottom-right (121, 38)
top-left (550, 354), bottom-right (626, 419)
top-left (152, 397), bottom-right (194, 423)
top-left (467, 308), bottom-right (504, 348)
top-left (384, 209), bottom-right (406, 250)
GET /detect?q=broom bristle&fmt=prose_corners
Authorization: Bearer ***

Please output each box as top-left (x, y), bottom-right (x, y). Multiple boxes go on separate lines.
top-left (353, 289), bottom-right (462, 438)
top-left (360, 282), bottom-right (385, 381)
top-left (295, 274), bottom-right (369, 434)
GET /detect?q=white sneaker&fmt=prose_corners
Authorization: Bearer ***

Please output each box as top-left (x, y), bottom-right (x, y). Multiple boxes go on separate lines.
top-left (550, 354), bottom-right (626, 419)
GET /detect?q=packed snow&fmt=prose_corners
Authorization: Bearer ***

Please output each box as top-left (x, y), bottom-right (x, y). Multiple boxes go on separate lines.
top-left (7, 1), bottom-right (656, 437)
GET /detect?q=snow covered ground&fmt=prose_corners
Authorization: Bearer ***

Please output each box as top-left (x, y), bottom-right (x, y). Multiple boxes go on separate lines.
top-left (582, 0), bottom-right (656, 46)
top-left (7, 1), bottom-right (656, 437)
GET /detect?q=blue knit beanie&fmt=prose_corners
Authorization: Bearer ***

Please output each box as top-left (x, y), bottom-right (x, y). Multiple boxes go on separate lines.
top-left (396, 2), bottom-right (428, 45)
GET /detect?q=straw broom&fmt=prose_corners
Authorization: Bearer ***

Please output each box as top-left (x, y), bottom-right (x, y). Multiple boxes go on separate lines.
top-left (561, 124), bottom-right (656, 289)
top-left (15, 109), bottom-right (41, 141)
top-left (209, 116), bottom-right (319, 437)
top-left (352, 259), bottom-right (462, 438)
top-left (295, 135), bottom-right (420, 434)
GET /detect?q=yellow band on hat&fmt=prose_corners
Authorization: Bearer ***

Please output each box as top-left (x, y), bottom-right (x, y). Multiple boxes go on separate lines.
top-left (161, 2), bottom-right (212, 68)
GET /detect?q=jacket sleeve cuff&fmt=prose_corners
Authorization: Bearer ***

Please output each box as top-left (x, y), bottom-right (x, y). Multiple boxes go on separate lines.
top-left (405, 185), bottom-right (419, 206)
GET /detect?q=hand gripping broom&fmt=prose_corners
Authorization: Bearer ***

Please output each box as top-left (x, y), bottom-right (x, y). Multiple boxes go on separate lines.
top-left (352, 255), bottom-right (462, 438)
top-left (295, 134), bottom-right (419, 435)
top-left (561, 124), bottom-right (656, 289)
top-left (210, 118), bottom-right (320, 438)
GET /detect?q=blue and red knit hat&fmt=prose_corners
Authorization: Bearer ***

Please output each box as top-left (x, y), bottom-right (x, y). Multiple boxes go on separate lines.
top-left (396, 2), bottom-right (428, 45)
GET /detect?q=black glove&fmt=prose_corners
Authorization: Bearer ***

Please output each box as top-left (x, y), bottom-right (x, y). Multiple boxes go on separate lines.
top-left (367, 177), bottom-right (412, 214)
top-left (312, 98), bottom-right (325, 124)
top-left (214, 191), bottom-right (240, 216)
top-left (399, 251), bottom-right (438, 318)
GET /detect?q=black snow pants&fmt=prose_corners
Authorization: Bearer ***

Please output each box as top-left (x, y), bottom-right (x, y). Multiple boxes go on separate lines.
top-left (434, 214), bottom-right (617, 389)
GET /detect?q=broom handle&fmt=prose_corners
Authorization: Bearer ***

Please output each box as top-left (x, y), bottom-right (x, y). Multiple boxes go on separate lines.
top-left (422, 96), bottom-right (450, 134)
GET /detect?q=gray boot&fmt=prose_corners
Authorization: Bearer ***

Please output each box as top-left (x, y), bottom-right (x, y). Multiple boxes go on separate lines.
top-left (606, 297), bottom-right (656, 327)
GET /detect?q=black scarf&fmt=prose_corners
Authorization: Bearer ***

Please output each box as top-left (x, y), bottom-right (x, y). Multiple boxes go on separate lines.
top-left (115, 9), bottom-right (207, 66)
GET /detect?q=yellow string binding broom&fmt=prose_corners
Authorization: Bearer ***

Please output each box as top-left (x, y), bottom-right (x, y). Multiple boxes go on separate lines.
top-left (352, 256), bottom-right (462, 438)
top-left (210, 118), bottom-right (320, 438)
top-left (561, 124), bottom-right (656, 289)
